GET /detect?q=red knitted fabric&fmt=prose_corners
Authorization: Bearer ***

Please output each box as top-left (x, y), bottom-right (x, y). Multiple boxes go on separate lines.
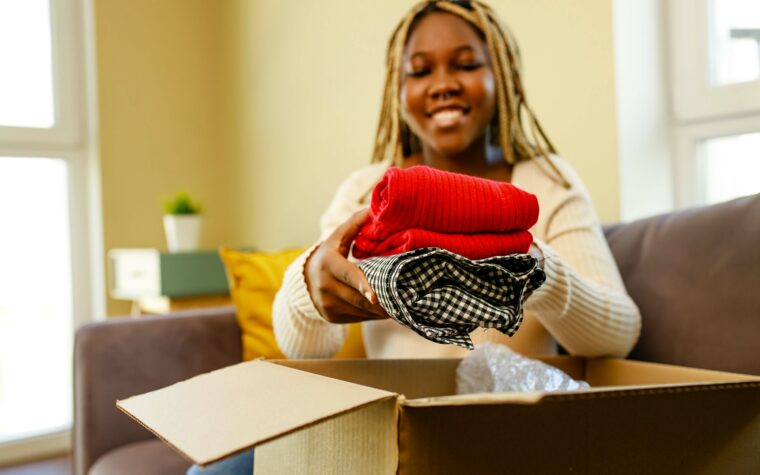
top-left (359, 166), bottom-right (539, 241)
top-left (353, 229), bottom-right (533, 260)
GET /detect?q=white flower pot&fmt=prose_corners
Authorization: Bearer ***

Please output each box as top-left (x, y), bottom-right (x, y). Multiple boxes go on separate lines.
top-left (163, 214), bottom-right (202, 252)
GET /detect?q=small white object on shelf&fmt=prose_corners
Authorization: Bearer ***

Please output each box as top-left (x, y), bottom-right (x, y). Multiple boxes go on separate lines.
top-left (163, 214), bottom-right (202, 252)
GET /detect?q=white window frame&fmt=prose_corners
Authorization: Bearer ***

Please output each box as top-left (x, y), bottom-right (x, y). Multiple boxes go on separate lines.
top-left (673, 114), bottom-right (760, 206)
top-left (669, 0), bottom-right (760, 121)
top-left (0, 0), bottom-right (104, 465)
top-left (0, 0), bottom-right (81, 146)
top-left (668, 0), bottom-right (760, 208)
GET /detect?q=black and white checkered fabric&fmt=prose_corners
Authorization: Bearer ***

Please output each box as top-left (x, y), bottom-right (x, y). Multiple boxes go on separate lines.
top-left (357, 247), bottom-right (546, 350)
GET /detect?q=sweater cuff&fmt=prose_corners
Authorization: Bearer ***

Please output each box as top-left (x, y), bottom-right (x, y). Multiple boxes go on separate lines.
top-left (275, 242), bottom-right (349, 358)
top-left (281, 242), bottom-right (325, 322)
top-left (525, 238), bottom-right (561, 309)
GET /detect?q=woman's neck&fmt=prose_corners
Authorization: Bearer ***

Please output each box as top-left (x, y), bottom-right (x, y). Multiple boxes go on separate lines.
top-left (410, 141), bottom-right (511, 182)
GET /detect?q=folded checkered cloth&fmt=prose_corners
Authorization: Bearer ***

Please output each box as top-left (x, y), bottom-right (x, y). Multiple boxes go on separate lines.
top-left (357, 247), bottom-right (546, 349)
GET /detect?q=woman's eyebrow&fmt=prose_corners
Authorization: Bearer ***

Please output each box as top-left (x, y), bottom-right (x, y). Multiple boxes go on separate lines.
top-left (408, 45), bottom-right (477, 60)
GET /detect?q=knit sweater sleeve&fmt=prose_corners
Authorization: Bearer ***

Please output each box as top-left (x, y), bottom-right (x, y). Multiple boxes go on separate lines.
top-left (273, 163), bottom-right (387, 358)
top-left (524, 158), bottom-right (641, 358)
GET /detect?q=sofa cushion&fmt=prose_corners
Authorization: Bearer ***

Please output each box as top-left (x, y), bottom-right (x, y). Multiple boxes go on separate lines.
top-left (605, 193), bottom-right (760, 375)
top-left (89, 439), bottom-right (190, 475)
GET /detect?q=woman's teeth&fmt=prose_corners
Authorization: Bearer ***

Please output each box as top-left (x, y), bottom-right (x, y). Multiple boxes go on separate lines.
top-left (432, 109), bottom-right (463, 127)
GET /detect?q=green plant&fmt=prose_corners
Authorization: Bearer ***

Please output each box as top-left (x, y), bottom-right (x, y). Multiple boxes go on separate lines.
top-left (164, 191), bottom-right (203, 215)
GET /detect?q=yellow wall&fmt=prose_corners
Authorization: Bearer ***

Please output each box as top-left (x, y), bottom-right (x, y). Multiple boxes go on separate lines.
top-left (219, 0), bottom-right (408, 251)
top-left (95, 0), bottom-right (233, 315)
top-left (499, 0), bottom-right (619, 221)
top-left (95, 0), bottom-right (619, 314)
top-left (224, 0), bottom-right (620, 251)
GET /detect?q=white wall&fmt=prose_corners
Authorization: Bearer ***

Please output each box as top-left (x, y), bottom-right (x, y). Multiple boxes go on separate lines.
top-left (614, 0), bottom-right (674, 222)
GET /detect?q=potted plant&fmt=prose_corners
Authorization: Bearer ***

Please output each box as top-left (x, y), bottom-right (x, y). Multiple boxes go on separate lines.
top-left (163, 191), bottom-right (203, 252)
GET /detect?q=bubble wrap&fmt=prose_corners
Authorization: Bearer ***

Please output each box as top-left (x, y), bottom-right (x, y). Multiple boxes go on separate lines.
top-left (456, 342), bottom-right (590, 394)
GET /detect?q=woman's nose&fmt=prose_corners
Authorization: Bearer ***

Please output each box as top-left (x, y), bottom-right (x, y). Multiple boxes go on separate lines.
top-left (429, 73), bottom-right (462, 100)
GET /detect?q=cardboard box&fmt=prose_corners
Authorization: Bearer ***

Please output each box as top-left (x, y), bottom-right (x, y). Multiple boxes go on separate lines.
top-left (118, 357), bottom-right (760, 474)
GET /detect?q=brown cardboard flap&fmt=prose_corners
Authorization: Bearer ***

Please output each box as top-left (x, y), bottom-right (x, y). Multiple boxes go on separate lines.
top-left (273, 358), bottom-right (460, 399)
top-left (530, 355), bottom-right (586, 381)
top-left (403, 380), bottom-right (760, 408)
top-left (586, 358), bottom-right (760, 386)
top-left (397, 381), bottom-right (760, 475)
top-left (404, 391), bottom-right (546, 407)
top-left (117, 360), bottom-right (397, 466)
top-left (402, 357), bottom-right (760, 408)
top-left (255, 398), bottom-right (399, 475)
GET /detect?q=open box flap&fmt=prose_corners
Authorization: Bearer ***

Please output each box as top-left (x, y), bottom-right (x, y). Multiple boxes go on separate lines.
top-left (403, 358), bottom-right (760, 408)
top-left (403, 378), bottom-right (760, 408)
top-left (586, 358), bottom-right (760, 386)
top-left (117, 360), bottom-right (397, 466)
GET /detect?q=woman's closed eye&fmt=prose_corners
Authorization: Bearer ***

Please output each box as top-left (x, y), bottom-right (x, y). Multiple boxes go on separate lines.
top-left (457, 62), bottom-right (483, 71)
top-left (407, 68), bottom-right (431, 78)
top-left (406, 62), bottom-right (482, 78)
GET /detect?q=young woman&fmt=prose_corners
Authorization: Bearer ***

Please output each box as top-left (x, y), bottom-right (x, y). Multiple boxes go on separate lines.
top-left (189, 1), bottom-right (640, 473)
top-left (273, 0), bottom-right (640, 360)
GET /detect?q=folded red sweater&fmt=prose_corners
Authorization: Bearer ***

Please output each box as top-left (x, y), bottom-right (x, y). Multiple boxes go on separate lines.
top-left (359, 166), bottom-right (539, 241)
top-left (353, 229), bottom-right (533, 260)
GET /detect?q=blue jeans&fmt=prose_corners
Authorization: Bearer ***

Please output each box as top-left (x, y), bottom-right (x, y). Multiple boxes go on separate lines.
top-left (186, 450), bottom-right (254, 475)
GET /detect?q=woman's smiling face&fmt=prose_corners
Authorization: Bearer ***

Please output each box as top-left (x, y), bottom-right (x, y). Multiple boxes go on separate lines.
top-left (400, 12), bottom-right (496, 158)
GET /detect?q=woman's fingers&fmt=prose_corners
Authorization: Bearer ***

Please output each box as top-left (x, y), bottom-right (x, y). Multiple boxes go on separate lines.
top-left (325, 253), bottom-right (377, 304)
top-left (319, 208), bottom-right (377, 303)
top-left (317, 305), bottom-right (379, 324)
top-left (305, 207), bottom-right (386, 324)
top-left (328, 208), bottom-right (371, 256)
top-left (326, 279), bottom-right (387, 318)
top-left (319, 297), bottom-right (386, 325)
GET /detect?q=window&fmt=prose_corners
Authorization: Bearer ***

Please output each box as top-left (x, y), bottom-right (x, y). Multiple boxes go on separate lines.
top-left (0, 1), bottom-right (55, 128)
top-left (0, 158), bottom-right (72, 442)
top-left (710, 0), bottom-right (760, 85)
top-left (669, 0), bottom-right (760, 207)
top-left (0, 0), bottom-right (102, 464)
top-left (699, 132), bottom-right (760, 203)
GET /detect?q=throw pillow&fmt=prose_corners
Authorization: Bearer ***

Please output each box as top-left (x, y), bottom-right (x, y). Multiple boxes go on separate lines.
top-left (219, 246), bottom-right (366, 360)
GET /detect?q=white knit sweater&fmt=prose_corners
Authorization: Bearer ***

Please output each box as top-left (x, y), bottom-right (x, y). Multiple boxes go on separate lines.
top-left (273, 156), bottom-right (641, 359)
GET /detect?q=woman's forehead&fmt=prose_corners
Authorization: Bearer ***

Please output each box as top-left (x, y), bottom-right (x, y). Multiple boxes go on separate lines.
top-left (404, 12), bottom-right (486, 57)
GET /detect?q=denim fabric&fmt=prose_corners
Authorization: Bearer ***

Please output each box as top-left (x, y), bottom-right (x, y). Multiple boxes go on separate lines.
top-left (186, 449), bottom-right (254, 475)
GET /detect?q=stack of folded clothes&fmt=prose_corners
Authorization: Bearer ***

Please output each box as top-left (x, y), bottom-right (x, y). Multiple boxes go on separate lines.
top-left (354, 166), bottom-right (546, 349)
top-left (353, 165), bottom-right (539, 260)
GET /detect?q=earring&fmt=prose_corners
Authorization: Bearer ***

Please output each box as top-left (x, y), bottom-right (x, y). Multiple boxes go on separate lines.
top-left (401, 122), bottom-right (412, 157)
top-left (488, 117), bottom-right (500, 147)
top-left (401, 122), bottom-right (422, 157)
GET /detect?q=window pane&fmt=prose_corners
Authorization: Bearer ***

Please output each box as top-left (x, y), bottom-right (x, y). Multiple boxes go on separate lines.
top-left (0, 0), bottom-right (55, 128)
top-left (710, 0), bottom-right (760, 85)
top-left (0, 157), bottom-right (72, 442)
top-left (698, 132), bottom-right (760, 204)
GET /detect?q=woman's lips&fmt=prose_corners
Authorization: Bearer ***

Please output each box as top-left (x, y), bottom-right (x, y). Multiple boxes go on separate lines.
top-left (430, 108), bottom-right (466, 128)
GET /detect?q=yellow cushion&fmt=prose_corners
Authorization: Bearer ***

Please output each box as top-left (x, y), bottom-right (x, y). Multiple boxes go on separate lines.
top-left (219, 247), bottom-right (366, 361)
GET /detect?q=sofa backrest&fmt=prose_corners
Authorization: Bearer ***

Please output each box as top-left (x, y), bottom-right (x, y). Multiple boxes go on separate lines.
top-left (605, 193), bottom-right (760, 375)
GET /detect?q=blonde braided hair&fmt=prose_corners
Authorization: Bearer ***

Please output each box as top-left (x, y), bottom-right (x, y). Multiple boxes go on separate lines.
top-left (371, 0), bottom-right (570, 188)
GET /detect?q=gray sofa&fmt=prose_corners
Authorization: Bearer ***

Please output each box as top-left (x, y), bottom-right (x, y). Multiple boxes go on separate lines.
top-left (73, 193), bottom-right (760, 475)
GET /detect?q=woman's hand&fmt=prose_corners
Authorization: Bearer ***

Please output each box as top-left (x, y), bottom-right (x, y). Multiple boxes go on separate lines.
top-left (305, 209), bottom-right (389, 324)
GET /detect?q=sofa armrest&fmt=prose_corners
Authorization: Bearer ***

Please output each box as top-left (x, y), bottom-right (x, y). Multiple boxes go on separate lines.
top-left (73, 306), bottom-right (241, 475)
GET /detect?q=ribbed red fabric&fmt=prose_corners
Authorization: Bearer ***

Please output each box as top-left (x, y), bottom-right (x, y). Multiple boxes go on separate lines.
top-left (353, 229), bottom-right (533, 260)
top-left (359, 166), bottom-right (539, 241)
top-left (354, 166), bottom-right (539, 259)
